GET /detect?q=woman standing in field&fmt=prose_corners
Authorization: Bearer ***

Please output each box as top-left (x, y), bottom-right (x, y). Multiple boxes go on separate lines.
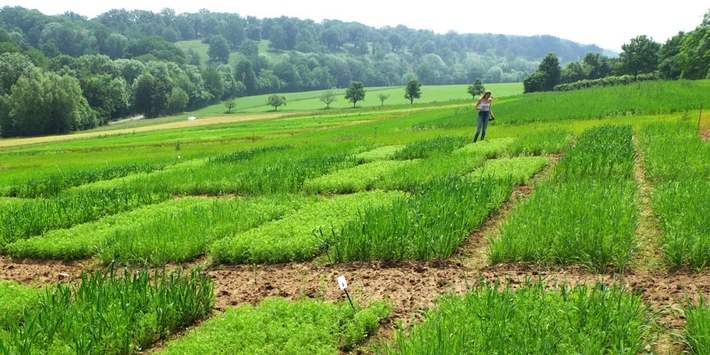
top-left (474, 90), bottom-right (494, 142)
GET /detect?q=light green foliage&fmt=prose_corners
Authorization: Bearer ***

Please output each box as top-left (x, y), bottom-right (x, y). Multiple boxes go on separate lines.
top-left (489, 180), bottom-right (638, 271)
top-left (453, 137), bottom-right (517, 158)
top-left (8, 195), bottom-right (305, 263)
top-left (0, 267), bottom-right (213, 354)
top-left (393, 136), bottom-right (469, 160)
top-left (331, 176), bottom-right (514, 261)
top-left (164, 298), bottom-right (390, 354)
top-left (97, 195), bottom-right (308, 265)
top-left (303, 160), bottom-right (416, 194)
top-left (379, 281), bottom-right (651, 354)
top-left (466, 156), bottom-right (550, 185)
top-left (354, 145), bottom-right (404, 162)
top-left (0, 281), bottom-right (41, 329)
top-left (210, 190), bottom-right (405, 264)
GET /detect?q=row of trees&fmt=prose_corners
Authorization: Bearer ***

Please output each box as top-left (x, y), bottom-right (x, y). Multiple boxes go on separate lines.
top-left (524, 11), bottom-right (710, 93)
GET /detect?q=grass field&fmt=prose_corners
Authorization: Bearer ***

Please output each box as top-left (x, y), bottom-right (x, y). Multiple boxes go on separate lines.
top-left (0, 80), bottom-right (709, 354)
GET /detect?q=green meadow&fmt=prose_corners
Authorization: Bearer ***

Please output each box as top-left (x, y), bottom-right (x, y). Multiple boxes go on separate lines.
top-left (0, 79), bottom-right (709, 354)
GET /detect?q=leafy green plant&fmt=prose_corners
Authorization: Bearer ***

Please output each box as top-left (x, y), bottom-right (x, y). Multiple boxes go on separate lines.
top-left (163, 298), bottom-right (391, 354)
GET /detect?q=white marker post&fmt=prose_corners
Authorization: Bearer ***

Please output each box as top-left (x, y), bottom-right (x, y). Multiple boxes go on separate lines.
top-left (337, 275), bottom-right (355, 310)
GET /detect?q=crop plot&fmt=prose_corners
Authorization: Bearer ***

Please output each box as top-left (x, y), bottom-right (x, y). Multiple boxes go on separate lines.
top-left (1, 83), bottom-right (709, 353)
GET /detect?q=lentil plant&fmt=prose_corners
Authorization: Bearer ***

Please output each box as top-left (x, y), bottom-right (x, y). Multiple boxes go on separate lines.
top-left (163, 298), bottom-right (391, 354)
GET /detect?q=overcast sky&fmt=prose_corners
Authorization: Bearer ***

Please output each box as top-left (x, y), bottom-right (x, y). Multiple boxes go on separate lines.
top-left (2, 0), bottom-right (708, 52)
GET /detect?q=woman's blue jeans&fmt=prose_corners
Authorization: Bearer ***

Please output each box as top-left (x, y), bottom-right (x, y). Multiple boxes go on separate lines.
top-left (474, 111), bottom-right (489, 142)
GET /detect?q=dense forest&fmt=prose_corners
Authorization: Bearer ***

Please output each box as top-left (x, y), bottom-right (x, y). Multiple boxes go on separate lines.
top-left (0, 6), bottom-right (708, 137)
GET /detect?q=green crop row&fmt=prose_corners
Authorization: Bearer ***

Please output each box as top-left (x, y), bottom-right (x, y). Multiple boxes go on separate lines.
top-left (163, 298), bottom-right (391, 354)
top-left (505, 128), bottom-right (574, 156)
top-left (7, 195), bottom-right (308, 264)
top-left (490, 125), bottom-right (638, 271)
top-left (638, 121), bottom-right (710, 271)
top-left (489, 180), bottom-right (638, 271)
top-left (377, 280), bottom-right (651, 354)
top-left (0, 267), bottom-right (213, 354)
top-left (0, 184), bottom-right (170, 248)
top-left (0, 162), bottom-right (167, 198)
top-left (639, 121), bottom-right (710, 183)
top-left (554, 125), bottom-right (635, 182)
top-left (681, 293), bottom-right (710, 354)
top-left (466, 156), bottom-right (550, 185)
top-left (330, 176), bottom-right (514, 261)
top-left (211, 190), bottom-right (406, 264)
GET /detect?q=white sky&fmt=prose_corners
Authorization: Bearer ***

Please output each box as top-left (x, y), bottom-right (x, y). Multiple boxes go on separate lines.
top-left (2, 0), bottom-right (708, 52)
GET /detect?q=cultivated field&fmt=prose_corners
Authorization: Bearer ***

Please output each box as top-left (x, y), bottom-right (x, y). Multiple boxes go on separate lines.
top-left (0, 80), bottom-right (709, 354)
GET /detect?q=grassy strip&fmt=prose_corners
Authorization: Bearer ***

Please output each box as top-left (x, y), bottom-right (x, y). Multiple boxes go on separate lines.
top-left (506, 128), bottom-right (573, 156)
top-left (331, 176), bottom-right (514, 261)
top-left (681, 293), bottom-right (710, 354)
top-left (303, 160), bottom-right (416, 194)
top-left (0, 163), bottom-right (167, 198)
top-left (98, 195), bottom-right (308, 265)
top-left (654, 180), bottom-right (710, 271)
top-left (0, 267), bottom-right (214, 354)
top-left (210, 190), bottom-right (405, 264)
top-left (466, 156), bottom-right (550, 185)
top-left (393, 136), bottom-right (470, 160)
top-left (554, 125), bottom-right (635, 182)
top-left (354, 145), bottom-right (404, 162)
top-left (377, 280), bottom-right (651, 354)
top-left (452, 137), bottom-right (517, 159)
top-left (489, 180), bottom-right (638, 272)
top-left (638, 121), bottom-right (710, 271)
top-left (7, 195), bottom-right (305, 263)
top-left (163, 298), bottom-right (391, 354)
top-left (0, 281), bottom-right (41, 330)
top-left (0, 184), bottom-right (170, 248)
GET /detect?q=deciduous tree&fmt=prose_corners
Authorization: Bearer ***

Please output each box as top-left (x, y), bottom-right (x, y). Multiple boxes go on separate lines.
top-left (344, 81), bottom-right (365, 108)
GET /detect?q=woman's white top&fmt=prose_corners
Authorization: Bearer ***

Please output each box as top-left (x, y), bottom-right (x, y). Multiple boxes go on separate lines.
top-left (479, 101), bottom-right (490, 111)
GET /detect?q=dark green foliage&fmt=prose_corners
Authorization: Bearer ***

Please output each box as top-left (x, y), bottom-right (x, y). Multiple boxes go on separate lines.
top-left (0, 266), bottom-right (214, 354)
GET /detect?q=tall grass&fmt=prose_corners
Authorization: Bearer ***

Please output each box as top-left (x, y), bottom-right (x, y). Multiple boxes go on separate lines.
top-left (163, 298), bottom-right (391, 354)
top-left (681, 293), bottom-right (710, 354)
top-left (0, 266), bottom-right (214, 354)
top-left (377, 280), bottom-right (652, 354)
top-left (654, 180), bottom-right (710, 271)
top-left (638, 121), bottom-right (710, 271)
top-left (554, 125), bottom-right (635, 182)
top-left (393, 136), bottom-right (470, 160)
top-left (331, 176), bottom-right (514, 261)
top-left (489, 180), bottom-right (638, 272)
